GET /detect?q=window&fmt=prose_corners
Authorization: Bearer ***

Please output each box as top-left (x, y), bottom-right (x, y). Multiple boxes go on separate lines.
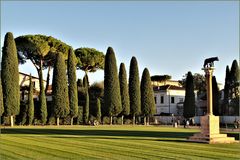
top-left (171, 97), bottom-right (175, 104)
top-left (33, 81), bottom-right (36, 88)
top-left (154, 97), bottom-right (157, 104)
top-left (179, 98), bottom-right (184, 102)
top-left (161, 96), bottom-right (164, 104)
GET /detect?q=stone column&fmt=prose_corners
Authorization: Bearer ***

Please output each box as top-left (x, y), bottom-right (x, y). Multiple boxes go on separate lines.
top-left (203, 67), bottom-right (214, 115)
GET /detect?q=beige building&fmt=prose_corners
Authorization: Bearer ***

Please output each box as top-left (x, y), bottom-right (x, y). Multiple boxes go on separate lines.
top-left (152, 80), bottom-right (182, 87)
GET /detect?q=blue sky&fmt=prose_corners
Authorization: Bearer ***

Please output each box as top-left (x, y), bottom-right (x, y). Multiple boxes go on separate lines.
top-left (1, 1), bottom-right (239, 85)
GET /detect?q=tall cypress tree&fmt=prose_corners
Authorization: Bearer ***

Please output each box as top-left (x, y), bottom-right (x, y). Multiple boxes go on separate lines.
top-left (119, 63), bottom-right (130, 125)
top-left (212, 76), bottom-right (219, 116)
top-left (129, 56), bottom-right (141, 125)
top-left (141, 68), bottom-right (156, 125)
top-left (183, 71), bottom-right (195, 119)
top-left (1, 32), bottom-right (20, 127)
top-left (96, 98), bottom-right (101, 122)
top-left (0, 78), bottom-right (4, 117)
top-left (230, 60), bottom-right (240, 99)
top-left (229, 60), bottom-right (240, 115)
top-left (39, 77), bottom-right (47, 125)
top-left (52, 53), bottom-right (69, 126)
top-left (222, 66), bottom-right (230, 115)
top-left (28, 75), bottom-right (34, 125)
top-left (83, 74), bottom-right (89, 124)
top-left (104, 47), bottom-right (122, 125)
top-left (67, 49), bottom-right (78, 125)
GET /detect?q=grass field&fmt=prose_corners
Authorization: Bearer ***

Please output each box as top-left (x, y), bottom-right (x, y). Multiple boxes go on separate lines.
top-left (0, 125), bottom-right (239, 160)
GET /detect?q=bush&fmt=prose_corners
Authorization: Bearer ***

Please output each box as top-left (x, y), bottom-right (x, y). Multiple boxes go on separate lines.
top-left (113, 117), bottom-right (122, 125)
top-left (48, 117), bottom-right (56, 125)
top-left (124, 119), bottom-right (132, 125)
top-left (103, 116), bottom-right (110, 125)
top-left (76, 106), bottom-right (83, 125)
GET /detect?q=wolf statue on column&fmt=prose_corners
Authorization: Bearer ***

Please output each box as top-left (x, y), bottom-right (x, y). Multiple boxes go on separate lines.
top-left (203, 57), bottom-right (219, 68)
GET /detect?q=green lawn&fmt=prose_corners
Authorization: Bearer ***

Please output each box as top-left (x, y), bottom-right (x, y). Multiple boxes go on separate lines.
top-left (0, 125), bottom-right (239, 160)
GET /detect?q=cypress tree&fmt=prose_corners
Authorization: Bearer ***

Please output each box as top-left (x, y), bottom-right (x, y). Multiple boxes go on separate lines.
top-left (222, 66), bottom-right (230, 115)
top-left (141, 68), bottom-right (156, 125)
top-left (119, 63), bottom-right (130, 125)
top-left (28, 75), bottom-right (34, 125)
top-left (183, 71), bottom-right (195, 119)
top-left (229, 60), bottom-right (240, 115)
top-left (96, 98), bottom-right (101, 122)
top-left (0, 78), bottom-right (4, 116)
top-left (52, 53), bottom-right (69, 126)
top-left (67, 49), bottom-right (78, 125)
top-left (104, 47), bottom-right (122, 125)
top-left (212, 76), bottom-right (219, 116)
top-left (230, 60), bottom-right (240, 98)
top-left (83, 74), bottom-right (89, 124)
top-left (129, 56), bottom-right (141, 125)
top-left (1, 32), bottom-right (20, 127)
top-left (39, 70), bottom-right (47, 125)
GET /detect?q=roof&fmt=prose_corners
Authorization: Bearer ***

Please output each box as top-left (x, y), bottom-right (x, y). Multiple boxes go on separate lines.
top-left (153, 85), bottom-right (185, 91)
top-left (19, 72), bottom-right (46, 82)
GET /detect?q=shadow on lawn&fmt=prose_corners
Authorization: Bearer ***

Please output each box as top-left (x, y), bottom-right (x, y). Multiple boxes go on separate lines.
top-left (1, 128), bottom-right (196, 139)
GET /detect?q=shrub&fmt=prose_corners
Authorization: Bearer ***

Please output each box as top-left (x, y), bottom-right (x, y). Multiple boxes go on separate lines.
top-left (103, 116), bottom-right (110, 125)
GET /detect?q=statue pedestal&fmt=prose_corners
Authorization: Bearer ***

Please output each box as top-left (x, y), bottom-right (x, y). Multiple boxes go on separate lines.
top-left (188, 115), bottom-right (238, 144)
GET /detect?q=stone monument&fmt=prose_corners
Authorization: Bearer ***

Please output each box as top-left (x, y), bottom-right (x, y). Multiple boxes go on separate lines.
top-left (188, 57), bottom-right (238, 143)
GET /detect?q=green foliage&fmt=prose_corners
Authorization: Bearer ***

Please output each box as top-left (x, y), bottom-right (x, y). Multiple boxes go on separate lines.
top-left (230, 60), bottom-right (239, 99)
top-left (104, 47), bottom-right (122, 118)
top-left (180, 73), bottom-right (206, 96)
top-left (141, 68), bottom-right (156, 117)
top-left (129, 56), bottom-right (141, 117)
top-left (76, 106), bottom-right (83, 125)
top-left (151, 75), bottom-right (171, 82)
top-left (18, 102), bottom-right (28, 125)
top-left (39, 70), bottom-right (47, 124)
top-left (212, 76), bottom-right (219, 116)
top-left (52, 53), bottom-right (69, 118)
top-left (183, 72), bottom-right (196, 118)
top-left (15, 34), bottom-right (72, 65)
top-left (67, 49), bottom-right (78, 119)
top-left (74, 47), bottom-right (105, 73)
top-left (222, 66), bottom-right (230, 115)
top-left (0, 78), bottom-right (4, 116)
top-left (28, 76), bottom-right (34, 125)
top-left (96, 98), bottom-right (101, 122)
top-left (1, 32), bottom-right (20, 118)
top-left (119, 63), bottom-right (130, 116)
top-left (83, 74), bottom-right (89, 124)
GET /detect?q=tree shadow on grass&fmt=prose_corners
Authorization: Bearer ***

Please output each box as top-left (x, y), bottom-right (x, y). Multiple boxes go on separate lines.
top-left (1, 128), bottom-right (196, 139)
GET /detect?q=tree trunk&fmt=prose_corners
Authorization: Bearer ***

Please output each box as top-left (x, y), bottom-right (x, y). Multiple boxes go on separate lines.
top-left (10, 115), bottom-right (14, 127)
top-left (71, 117), bottom-right (74, 125)
top-left (110, 116), bottom-right (112, 125)
top-left (57, 117), bottom-right (60, 126)
top-left (144, 116), bottom-right (146, 125)
top-left (45, 66), bottom-right (51, 95)
top-left (121, 115), bottom-right (124, 125)
top-left (133, 115), bottom-right (135, 125)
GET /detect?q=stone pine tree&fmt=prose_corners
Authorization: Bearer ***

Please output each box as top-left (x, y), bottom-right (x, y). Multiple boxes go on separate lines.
top-left (129, 56), bottom-right (141, 125)
top-left (83, 74), bottom-right (89, 124)
top-left (28, 75), bottom-right (34, 125)
top-left (141, 68), bottom-right (156, 125)
top-left (119, 63), bottom-right (130, 125)
top-left (1, 32), bottom-right (20, 127)
top-left (223, 66), bottom-right (230, 115)
top-left (0, 78), bottom-right (4, 117)
top-left (67, 49), bottom-right (78, 125)
top-left (96, 98), bottom-right (101, 122)
top-left (183, 71), bottom-right (195, 119)
top-left (212, 76), bottom-right (219, 116)
top-left (104, 47), bottom-right (122, 125)
top-left (52, 53), bottom-right (69, 126)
